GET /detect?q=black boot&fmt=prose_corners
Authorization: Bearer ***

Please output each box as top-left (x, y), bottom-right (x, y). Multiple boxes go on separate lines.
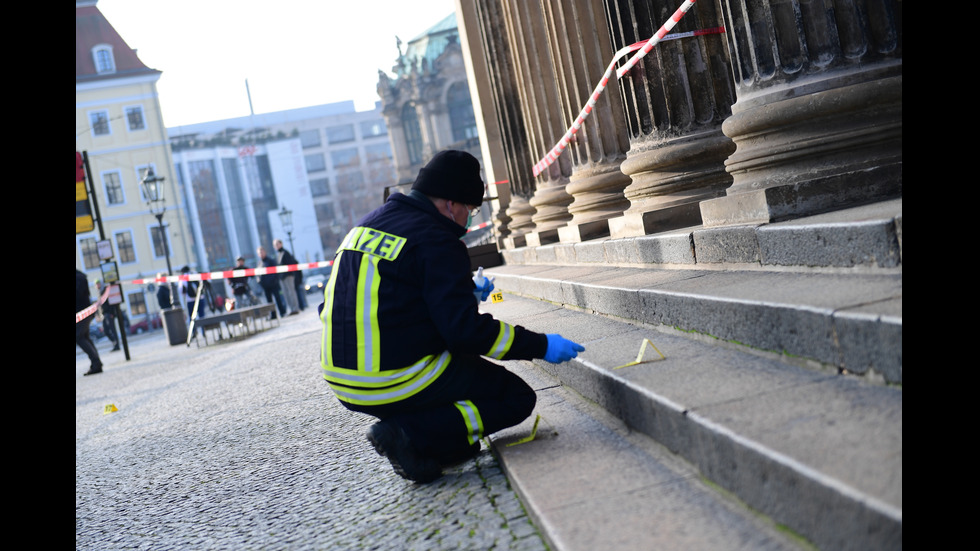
top-left (367, 421), bottom-right (442, 483)
top-left (84, 365), bottom-right (103, 376)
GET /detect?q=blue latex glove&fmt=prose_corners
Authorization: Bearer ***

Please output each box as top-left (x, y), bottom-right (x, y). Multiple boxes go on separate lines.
top-left (478, 279), bottom-right (495, 302)
top-left (544, 334), bottom-right (585, 363)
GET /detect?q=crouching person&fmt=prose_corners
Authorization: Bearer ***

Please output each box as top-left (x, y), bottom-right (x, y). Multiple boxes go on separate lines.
top-left (318, 150), bottom-right (584, 483)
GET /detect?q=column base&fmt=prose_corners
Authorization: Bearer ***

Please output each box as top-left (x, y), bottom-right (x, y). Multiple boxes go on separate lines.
top-left (609, 202), bottom-right (704, 239)
top-left (524, 229), bottom-right (560, 248)
top-left (558, 219), bottom-right (611, 244)
top-left (700, 163), bottom-right (902, 227)
top-left (503, 234), bottom-right (527, 250)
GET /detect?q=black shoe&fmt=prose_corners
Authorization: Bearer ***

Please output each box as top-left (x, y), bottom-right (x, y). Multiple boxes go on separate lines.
top-left (84, 367), bottom-right (103, 376)
top-left (111, 345), bottom-right (120, 352)
top-left (367, 422), bottom-right (442, 483)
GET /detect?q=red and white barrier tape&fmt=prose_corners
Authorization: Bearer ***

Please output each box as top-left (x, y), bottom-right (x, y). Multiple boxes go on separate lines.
top-left (76, 286), bottom-right (111, 324)
top-left (123, 223), bottom-right (492, 287)
top-left (467, 220), bottom-right (493, 233)
top-left (126, 261), bottom-right (335, 287)
top-left (532, 1), bottom-right (713, 177)
top-left (115, 216), bottom-right (496, 289)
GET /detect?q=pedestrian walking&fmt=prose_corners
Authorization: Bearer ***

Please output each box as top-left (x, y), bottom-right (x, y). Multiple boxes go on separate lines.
top-left (76, 269), bottom-right (103, 376)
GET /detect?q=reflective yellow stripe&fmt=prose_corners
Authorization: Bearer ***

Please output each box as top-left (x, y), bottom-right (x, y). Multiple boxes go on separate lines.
top-left (454, 400), bottom-right (484, 445)
top-left (320, 250), bottom-right (345, 370)
top-left (356, 255), bottom-right (382, 372)
top-left (323, 351), bottom-right (452, 406)
top-left (486, 321), bottom-right (515, 359)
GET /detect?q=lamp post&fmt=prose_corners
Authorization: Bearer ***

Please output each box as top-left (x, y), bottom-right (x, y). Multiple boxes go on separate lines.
top-left (278, 205), bottom-right (295, 253)
top-left (140, 168), bottom-right (174, 304)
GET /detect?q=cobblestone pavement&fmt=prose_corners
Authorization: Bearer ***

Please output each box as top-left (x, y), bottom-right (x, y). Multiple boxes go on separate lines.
top-left (76, 308), bottom-right (548, 550)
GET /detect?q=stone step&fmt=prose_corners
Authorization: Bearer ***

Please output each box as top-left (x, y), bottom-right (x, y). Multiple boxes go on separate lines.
top-left (500, 198), bottom-right (903, 271)
top-left (484, 264), bottom-right (902, 384)
top-left (486, 199), bottom-right (903, 385)
top-left (483, 293), bottom-right (902, 551)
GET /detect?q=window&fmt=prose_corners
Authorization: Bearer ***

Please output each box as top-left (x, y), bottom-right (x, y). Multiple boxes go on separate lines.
top-left (402, 104), bottom-right (423, 164)
top-left (102, 171), bottom-right (124, 205)
top-left (128, 292), bottom-right (147, 316)
top-left (125, 106), bottom-right (146, 131)
top-left (360, 119), bottom-right (387, 138)
top-left (115, 231), bottom-right (136, 264)
top-left (150, 224), bottom-right (170, 258)
top-left (330, 148), bottom-right (360, 168)
top-left (305, 153), bottom-right (326, 173)
top-left (90, 110), bottom-right (111, 136)
top-left (448, 82), bottom-right (478, 142)
top-left (365, 143), bottom-right (392, 162)
top-left (314, 202), bottom-right (336, 222)
top-left (300, 129), bottom-right (321, 148)
top-left (80, 237), bottom-right (99, 270)
top-left (188, 159), bottom-right (234, 268)
top-left (92, 45), bottom-right (115, 74)
top-left (336, 171), bottom-right (365, 193)
top-left (326, 124), bottom-right (355, 144)
top-left (310, 177), bottom-right (331, 197)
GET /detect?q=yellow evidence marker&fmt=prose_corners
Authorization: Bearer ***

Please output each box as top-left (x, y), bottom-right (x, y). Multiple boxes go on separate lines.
top-left (612, 338), bottom-right (666, 370)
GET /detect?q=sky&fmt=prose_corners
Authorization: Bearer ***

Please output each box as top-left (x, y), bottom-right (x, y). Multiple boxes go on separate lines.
top-left (96, 0), bottom-right (459, 129)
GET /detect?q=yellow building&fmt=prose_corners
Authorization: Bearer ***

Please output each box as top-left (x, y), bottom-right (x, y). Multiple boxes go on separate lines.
top-left (75, 0), bottom-right (195, 321)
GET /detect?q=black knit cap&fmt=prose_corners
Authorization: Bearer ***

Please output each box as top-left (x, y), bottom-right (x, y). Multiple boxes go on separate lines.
top-left (411, 150), bottom-right (484, 206)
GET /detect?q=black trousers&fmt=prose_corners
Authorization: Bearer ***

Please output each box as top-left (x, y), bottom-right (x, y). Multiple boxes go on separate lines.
top-left (344, 354), bottom-right (536, 464)
top-left (76, 317), bottom-right (102, 370)
top-left (262, 286), bottom-right (286, 316)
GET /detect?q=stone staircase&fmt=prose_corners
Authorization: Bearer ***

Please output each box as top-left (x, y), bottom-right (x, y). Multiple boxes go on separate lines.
top-left (479, 199), bottom-right (902, 550)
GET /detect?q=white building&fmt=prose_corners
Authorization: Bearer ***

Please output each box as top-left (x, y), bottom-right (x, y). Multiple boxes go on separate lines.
top-left (167, 101), bottom-right (395, 272)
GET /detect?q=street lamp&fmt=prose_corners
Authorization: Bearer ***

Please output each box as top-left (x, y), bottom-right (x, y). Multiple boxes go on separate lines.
top-left (278, 205), bottom-right (295, 253)
top-left (140, 167), bottom-right (174, 304)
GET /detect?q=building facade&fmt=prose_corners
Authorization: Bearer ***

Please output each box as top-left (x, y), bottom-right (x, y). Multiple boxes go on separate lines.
top-left (377, 12), bottom-right (494, 246)
top-left (167, 101), bottom-right (395, 272)
top-left (377, 13), bottom-right (482, 187)
top-left (75, 0), bottom-right (196, 320)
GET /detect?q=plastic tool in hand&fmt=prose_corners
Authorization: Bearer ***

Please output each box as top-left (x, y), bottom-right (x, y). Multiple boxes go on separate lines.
top-left (472, 266), bottom-right (495, 302)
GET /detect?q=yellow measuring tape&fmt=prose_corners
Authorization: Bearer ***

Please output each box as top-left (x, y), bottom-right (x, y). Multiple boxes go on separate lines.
top-left (505, 414), bottom-right (542, 447)
top-left (502, 339), bottom-right (664, 448)
top-left (612, 338), bottom-right (666, 369)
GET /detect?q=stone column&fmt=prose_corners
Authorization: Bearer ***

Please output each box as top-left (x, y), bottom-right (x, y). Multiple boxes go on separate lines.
top-left (378, 104), bottom-right (412, 185)
top-left (539, 0), bottom-right (633, 245)
top-left (504, 195), bottom-right (535, 248)
top-left (504, 0), bottom-right (574, 247)
top-left (700, 0), bottom-right (903, 226)
top-left (455, 0), bottom-right (514, 247)
top-left (465, 0), bottom-right (541, 248)
top-left (604, 0), bottom-right (738, 239)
